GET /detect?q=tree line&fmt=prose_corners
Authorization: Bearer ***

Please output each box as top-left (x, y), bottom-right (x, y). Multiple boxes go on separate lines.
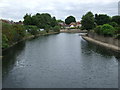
top-left (2, 13), bottom-right (61, 49)
top-left (81, 11), bottom-right (120, 38)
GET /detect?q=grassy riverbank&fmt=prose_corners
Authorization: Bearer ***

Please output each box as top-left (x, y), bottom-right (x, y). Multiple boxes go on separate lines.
top-left (2, 30), bottom-right (59, 51)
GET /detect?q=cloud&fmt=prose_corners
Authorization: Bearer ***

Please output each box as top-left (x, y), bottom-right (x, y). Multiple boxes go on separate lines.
top-left (0, 0), bottom-right (119, 21)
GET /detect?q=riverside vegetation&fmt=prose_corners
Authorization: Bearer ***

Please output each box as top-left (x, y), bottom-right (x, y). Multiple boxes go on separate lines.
top-left (2, 13), bottom-right (61, 49)
top-left (81, 12), bottom-right (120, 39)
top-left (2, 12), bottom-right (120, 49)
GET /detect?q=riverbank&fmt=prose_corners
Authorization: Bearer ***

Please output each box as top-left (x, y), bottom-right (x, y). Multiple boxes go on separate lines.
top-left (60, 29), bottom-right (87, 33)
top-left (2, 32), bottom-right (59, 52)
top-left (81, 34), bottom-right (120, 52)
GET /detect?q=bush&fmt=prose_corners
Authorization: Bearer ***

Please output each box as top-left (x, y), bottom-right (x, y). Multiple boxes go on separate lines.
top-left (115, 27), bottom-right (120, 34)
top-left (109, 22), bottom-right (118, 27)
top-left (94, 25), bottom-right (102, 35)
top-left (53, 26), bottom-right (60, 32)
top-left (2, 34), bottom-right (9, 49)
top-left (26, 25), bottom-right (39, 35)
top-left (101, 24), bottom-right (115, 36)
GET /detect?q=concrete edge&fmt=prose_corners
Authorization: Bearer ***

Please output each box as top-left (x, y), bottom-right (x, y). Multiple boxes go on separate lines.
top-left (81, 35), bottom-right (120, 52)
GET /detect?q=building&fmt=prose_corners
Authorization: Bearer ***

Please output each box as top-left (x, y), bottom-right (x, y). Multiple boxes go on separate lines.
top-left (118, 1), bottom-right (120, 16)
top-left (69, 22), bottom-right (81, 28)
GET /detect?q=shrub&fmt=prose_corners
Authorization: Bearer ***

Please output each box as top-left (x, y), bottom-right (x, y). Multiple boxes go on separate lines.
top-left (109, 22), bottom-right (118, 27)
top-left (53, 26), bottom-right (60, 32)
top-left (2, 34), bottom-right (9, 49)
top-left (26, 25), bottom-right (39, 35)
top-left (101, 24), bottom-right (115, 36)
top-left (94, 25), bottom-right (102, 35)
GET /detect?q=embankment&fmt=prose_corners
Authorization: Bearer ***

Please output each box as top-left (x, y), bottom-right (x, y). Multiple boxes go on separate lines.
top-left (2, 32), bottom-right (59, 52)
top-left (81, 32), bottom-right (120, 52)
top-left (60, 29), bottom-right (87, 33)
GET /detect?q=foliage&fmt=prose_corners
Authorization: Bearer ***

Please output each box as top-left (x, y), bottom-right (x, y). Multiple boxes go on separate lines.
top-left (109, 22), bottom-right (118, 27)
top-left (95, 14), bottom-right (111, 25)
top-left (112, 16), bottom-right (120, 25)
top-left (81, 11), bottom-right (95, 30)
top-left (2, 22), bottom-right (26, 47)
top-left (45, 25), bottom-right (51, 33)
top-left (2, 34), bottom-right (9, 49)
top-left (94, 25), bottom-right (102, 35)
top-left (23, 14), bottom-right (32, 25)
top-left (65, 16), bottom-right (76, 25)
top-left (53, 26), bottom-right (60, 32)
top-left (23, 13), bottom-right (58, 29)
top-left (101, 24), bottom-right (115, 36)
top-left (26, 25), bottom-right (38, 35)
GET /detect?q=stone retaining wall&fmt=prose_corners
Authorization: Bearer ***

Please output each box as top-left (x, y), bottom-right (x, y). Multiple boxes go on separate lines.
top-left (88, 32), bottom-right (120, 47)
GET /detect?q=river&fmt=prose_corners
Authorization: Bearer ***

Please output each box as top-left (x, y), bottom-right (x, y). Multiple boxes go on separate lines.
top-left (2, 33), bottom-right (119, 88)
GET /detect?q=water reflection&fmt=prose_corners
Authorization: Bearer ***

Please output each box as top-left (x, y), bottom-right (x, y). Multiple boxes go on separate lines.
top-left (2, 41), bottom-right (26, 79)
top-left (81, 38), bottom-right (120, 59)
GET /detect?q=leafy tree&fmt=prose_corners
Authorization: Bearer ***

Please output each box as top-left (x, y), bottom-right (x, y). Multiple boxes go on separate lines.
top-left (95, 14), bottom-right (111, 25)
top-left (23, 14), bottom-right (32, 25)
top-left (81, 11), bottom-right (95, 30)
top-left (51, 17), bottom-right (58, 27)
top-left (112, 16), bottom-right (120, 25)
top-left (65, 16), bottom-right (76, 25)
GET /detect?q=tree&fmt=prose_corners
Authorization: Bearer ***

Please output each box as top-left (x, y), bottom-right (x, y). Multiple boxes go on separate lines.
top-left (81, 11), bottom-right (95, 30)
top-left (51, 17), bottom-right (58, 27)
top-left (23, 14), bottom-right (32, 25)
top-left (95, 14), bottom-right (111, 25)
top-left (112, 16), bottom-right (120, 25)
top-left (65, 16), bottom-right (76, 25)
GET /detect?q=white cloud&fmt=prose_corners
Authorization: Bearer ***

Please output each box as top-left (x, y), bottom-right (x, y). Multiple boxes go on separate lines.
top-left (0, 0), bottom-right (119, 21)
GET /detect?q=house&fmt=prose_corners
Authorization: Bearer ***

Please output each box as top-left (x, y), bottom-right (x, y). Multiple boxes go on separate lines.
top-left (69, 22), bottom-right (76, 28)
top-left (76, 22), bottom-right (81, 27)
top-left (1, 19), bottom-right (14, 24)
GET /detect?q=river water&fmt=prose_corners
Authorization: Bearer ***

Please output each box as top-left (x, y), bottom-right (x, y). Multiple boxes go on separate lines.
top-left (2, 33), bottom-right (119, 88)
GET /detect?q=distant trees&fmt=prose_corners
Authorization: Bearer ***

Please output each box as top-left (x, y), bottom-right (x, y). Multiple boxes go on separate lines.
top-left (65, 16), bottom-right (76, 25)
top-left (95, 14), bottom-right (111, 25)
top-left (23, 13), bottom-right (59, 33)
top-left (81, 11), bottom-right (120, 38)
top-left (81, 12), bottom-right (95, 30)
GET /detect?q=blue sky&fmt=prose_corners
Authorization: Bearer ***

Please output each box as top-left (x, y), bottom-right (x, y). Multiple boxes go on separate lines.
top-left (0, 0), bottom-right (119, 21)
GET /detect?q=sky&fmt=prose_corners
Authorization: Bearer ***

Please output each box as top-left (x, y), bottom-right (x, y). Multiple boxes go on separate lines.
top-left (0, 0), bottom-right (119, 22)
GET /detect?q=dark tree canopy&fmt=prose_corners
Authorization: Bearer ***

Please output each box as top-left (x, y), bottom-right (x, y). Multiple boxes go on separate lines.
top-left (95, 14), bottom-right (111, 25)
top-left (65, 16), bottom-right (76, 25)
top-left (23, 13), bottom-right (58, 29)
top-left (112, 16), bottom-right (120, 25)
top-left (81, 11), bottom-right (95, 30)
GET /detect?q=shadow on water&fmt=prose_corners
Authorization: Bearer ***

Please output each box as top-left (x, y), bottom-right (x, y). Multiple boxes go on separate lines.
top-left (2, 41), bottom-right (26, 79)
top-left (80, 38), bottom-right (120, 60)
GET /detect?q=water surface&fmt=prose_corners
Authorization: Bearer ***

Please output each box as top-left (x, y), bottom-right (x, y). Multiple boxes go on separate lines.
top-left (2, 33), bottom-right (118, 88)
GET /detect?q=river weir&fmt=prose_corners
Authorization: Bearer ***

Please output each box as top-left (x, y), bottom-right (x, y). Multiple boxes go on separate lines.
top-left (2, 33), bottom-right (119, 88)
